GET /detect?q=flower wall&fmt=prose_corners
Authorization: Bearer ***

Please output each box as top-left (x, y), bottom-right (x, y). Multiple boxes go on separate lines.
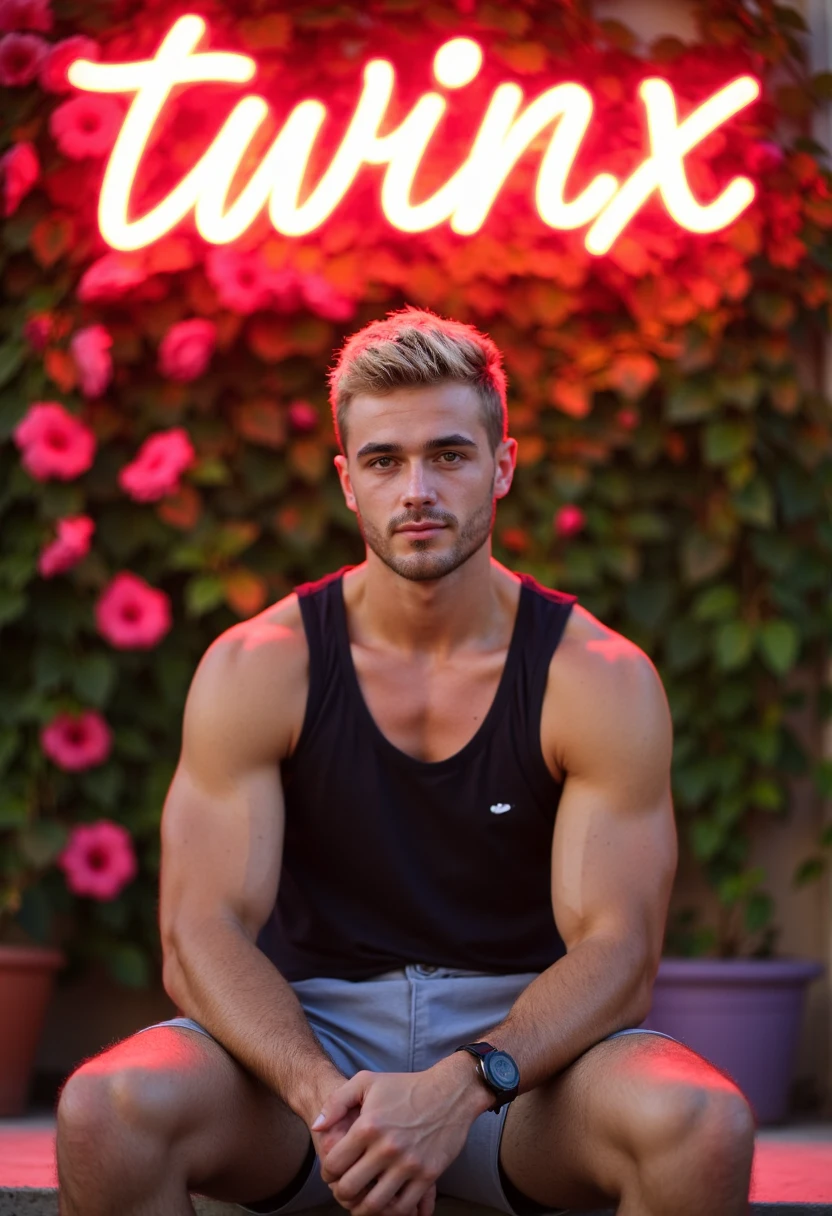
top-left (1, 0), bottom-right (832, 981)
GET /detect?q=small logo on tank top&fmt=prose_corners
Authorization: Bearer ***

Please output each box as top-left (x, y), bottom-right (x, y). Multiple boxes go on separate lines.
top-left (490, 802), bottom-right (513, 814)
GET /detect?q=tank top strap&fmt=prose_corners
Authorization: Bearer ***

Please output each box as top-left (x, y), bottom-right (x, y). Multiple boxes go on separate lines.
top-left (512, 573), bottom-right (577, 789)
top-left (291, 565), bottom-right (356, 758)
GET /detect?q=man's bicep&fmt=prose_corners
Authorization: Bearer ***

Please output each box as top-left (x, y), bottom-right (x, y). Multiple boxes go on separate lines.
top-left (549, 650), bottom-right (677, 966)
top-left (159, 635), bottom-right (289, 950)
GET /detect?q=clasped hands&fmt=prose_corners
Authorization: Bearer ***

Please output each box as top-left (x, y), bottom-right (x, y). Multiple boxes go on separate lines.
top-left (309, 1064), bottom-right (482, 1216)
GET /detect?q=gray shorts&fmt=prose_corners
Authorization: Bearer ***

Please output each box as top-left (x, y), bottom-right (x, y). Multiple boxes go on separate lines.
top-left (140, 963), bottom-right (677, 1216)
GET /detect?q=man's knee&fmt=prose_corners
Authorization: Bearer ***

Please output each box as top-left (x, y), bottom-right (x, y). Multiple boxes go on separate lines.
top-left (630, 1076), bottom-right (756, 1171)
top-left (57, 1054), bottom-right (180, 1168)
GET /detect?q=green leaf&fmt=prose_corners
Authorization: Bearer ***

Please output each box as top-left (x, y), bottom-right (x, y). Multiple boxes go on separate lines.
top-left (748, 779), bottom-right (785, 812)
top-left (692, 585), bottom-right (739, 621)
top-left (79, 764), bottom-right (124, 810)
top-left (703, 421), bottom-right (753, 466)
top-left (0, 792), bottom-right (29, 827)
top-left (689, 819), bottom-right (725, 861)
top-left (716, 372), bottom-right (762, 411)
top-left (624, 579), bottom-right (673, 630)
top-left (757, 620), bottom-right (799, 675)
top-left (185, 574), bottom-right (225, 617)
top-left (714, 620), bottom-right (754, 670)
top-left (665, 380), bottom-right (716, 423)
top-left (751, 292), bottom-right (796, 330)
top-left (0, 727), bottom-right (20, 774)
top-left (665, 619), bottom-right (708, 672)
top-left (0, 586), bottom-right (26, 629)
top-left (681, 532), bottom-right (732, 583)
top-left (108, 943), bottom-right (150, 988)
top-left (732, 476), bottom-right (774, 527)
top-left (190, 456), bottom-right (231, 486)
top-left (0, 343), bottom-right (26, 390)
top-left (744, 890), bottom-right (774, 933)
top-left (19, 821), bottom-right (68, 868)
top-left (793, 857), bottom-right (826, 886)
top-left (72, 653), bottom-right (117, 707)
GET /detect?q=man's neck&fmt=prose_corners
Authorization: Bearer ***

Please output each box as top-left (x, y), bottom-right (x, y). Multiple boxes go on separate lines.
top-left (343, 554), bottom-right (521, 662)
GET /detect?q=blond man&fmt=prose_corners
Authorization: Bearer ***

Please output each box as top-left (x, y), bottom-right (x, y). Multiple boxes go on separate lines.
top-left (56, 308), bottom-right (755, 1216)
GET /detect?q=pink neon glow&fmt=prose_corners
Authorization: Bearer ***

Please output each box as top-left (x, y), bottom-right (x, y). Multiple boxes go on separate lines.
top-left (66, 15), bottom-right (759, 255)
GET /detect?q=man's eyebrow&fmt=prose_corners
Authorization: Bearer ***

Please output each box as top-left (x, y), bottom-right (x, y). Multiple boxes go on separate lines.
top-left (356, 434), bottom-right (479, 459)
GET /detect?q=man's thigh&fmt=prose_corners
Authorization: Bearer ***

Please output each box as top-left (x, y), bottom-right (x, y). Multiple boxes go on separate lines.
top-left (498, 1030), bottom-right (754, 1212)
top-left (57, 1022), bottom-right (313, 1207)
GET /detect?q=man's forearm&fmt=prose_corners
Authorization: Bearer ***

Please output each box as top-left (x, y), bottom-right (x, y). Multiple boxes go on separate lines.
top-left (165, 921), bottom-right (346, 1125)
top-left (473, 935), bottom-right (653, 1095)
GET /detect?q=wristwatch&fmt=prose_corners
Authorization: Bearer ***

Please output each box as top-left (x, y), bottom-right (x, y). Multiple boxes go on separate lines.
top-left (453, 1041), bottom-right (520, 1113)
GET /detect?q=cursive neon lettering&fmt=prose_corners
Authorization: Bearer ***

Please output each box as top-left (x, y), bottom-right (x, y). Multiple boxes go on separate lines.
top-left (67, 14), bottom-right (759, 255)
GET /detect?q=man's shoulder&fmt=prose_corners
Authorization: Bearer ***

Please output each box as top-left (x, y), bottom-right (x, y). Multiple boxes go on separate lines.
top-left (186, 590), bottom-right (311, 762)
top-left (542, 604), bottom-right (669, 774)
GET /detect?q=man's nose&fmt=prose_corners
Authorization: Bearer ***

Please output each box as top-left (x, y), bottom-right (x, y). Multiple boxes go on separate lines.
top-left (401, 463), bottom-right (438, 507)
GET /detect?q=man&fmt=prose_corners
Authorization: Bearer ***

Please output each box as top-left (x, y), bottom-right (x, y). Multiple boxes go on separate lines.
top-left (56, 307), bottom-right (755, 1216)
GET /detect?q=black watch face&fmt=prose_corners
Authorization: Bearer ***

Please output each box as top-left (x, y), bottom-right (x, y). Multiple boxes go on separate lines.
top-left (484, 1050), bottom-right (519, 1090)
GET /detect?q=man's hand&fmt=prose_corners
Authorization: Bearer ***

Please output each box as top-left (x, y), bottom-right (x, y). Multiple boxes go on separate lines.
top-left (310, 1061), bottom-right (488, 1216)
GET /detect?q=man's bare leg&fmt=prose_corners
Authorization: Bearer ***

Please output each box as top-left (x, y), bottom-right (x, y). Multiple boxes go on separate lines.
top-left (56, 1025), bottom-right (319, 1216)
top-left (498, 1033), bottom-right (755, 1216)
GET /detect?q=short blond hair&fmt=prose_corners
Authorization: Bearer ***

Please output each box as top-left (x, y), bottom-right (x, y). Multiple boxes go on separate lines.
top-left (327, 306), bottom-right (508, 455)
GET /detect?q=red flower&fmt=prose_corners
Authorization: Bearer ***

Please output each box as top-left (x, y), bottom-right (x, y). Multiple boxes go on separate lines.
top-left (300, 273), bottom-right (356, 321)
top-left (39, 34), bottom-right (98, 93)
top-left (70, 324), bottom-right (113, 398)
top-left (0, 140), bottom-right (38, 215)
top-left (288, 400), bottom-right (318, 432)
top-left (0, 31), bottom-right (48, 86)
top-left (95, 571), bottom-right (172, 649)
top-left (58, 820), bottom-right (137, 901)
top-left (554, 505), bottom-right (585, 539)
top-left (118, 427), bottom-right (196, 502)
top-left (77, 252), bottom-right (147, 302)
top-left (205, 246), bottom-right (274, 314)
top-left (0, 0), bottom-right (52, 32)
top-left (23, 311), bottom-right (52, 350)
top-left (49, 93), bottom-right (124, 159)
top-left (41, 709), bottom-right (111, 771)
top-left (158, 318), bottom-right (217, 381)
top-left (13, 401), bottom-right (96, 481)
top-left (38, 514), bottom-right (95, 577)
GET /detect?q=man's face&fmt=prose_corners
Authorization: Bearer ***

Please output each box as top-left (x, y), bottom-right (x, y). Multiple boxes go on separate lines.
top-left (333, 382), bottom-right (516, 583)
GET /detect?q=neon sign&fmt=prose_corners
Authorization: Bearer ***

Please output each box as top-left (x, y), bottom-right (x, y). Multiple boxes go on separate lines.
top-left (67, 15), bottom-right (759, 255)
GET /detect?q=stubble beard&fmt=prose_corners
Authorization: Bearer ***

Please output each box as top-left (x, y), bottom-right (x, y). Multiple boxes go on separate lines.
top-left (356, 479), bottom-right (497, 584)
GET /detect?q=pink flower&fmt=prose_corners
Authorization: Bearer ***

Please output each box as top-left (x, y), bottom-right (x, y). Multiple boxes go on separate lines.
top-left (118, 428), bottom-right (196, 503)
top-left (13, 401), bottom-right (96, 481)
top-left (95, 571), bottom-right (172, 649)
top-left (49, 93), bottom-right (123, 159)
top-left (59, 820), bottom-right (137, 901)
top-left (0, 31), bottom-right (47, 85)
top-left (288, 400), bottom-right (318, 432)
top-left (23, 311), bottom-right (52, 350)
top-left (265, 265), bottom-right (302, 312)
top-left (0, 0), bottom-right (52, 32)
top-left (70, 324), bottom-right (113, 398)
top-left (77, 252), bottom-right (147, 302)
top-left (38, 514), bottom-right (94, 577)
top-left (0, 140), bottom-right (38, 215)
top-left (554, 505), bottom-right (586, 538)
top-left (39, 34), bottom-right (98, 93)
top-left (41, 709), bottom-right (111, 771)
top-left (300, 273), bottom-right (355, 321)
top-left (205, 246), bottom-right (274, 314)
top-left (158, 318), bottom-right (216, 381)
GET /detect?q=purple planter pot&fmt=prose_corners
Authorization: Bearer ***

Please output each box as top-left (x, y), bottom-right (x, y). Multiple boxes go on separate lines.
top-left (644, 957), bottom-right (824, 1125)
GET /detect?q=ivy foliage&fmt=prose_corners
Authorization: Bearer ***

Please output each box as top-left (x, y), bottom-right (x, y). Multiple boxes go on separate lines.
top-left (1, 0), bottom-right (831, 978)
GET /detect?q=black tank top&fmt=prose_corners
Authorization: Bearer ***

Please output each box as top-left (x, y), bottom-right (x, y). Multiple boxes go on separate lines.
top-left (256, 565), bottom-right (578, 981)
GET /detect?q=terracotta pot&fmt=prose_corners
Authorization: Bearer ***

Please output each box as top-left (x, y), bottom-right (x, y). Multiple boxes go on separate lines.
top-left (0, 943), bottom-right (64, 1116)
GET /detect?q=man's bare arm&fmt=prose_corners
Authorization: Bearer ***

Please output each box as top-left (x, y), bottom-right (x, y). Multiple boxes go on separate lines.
top-left (159, 621), bottom-right (346, 1126)
top-left (464, 636), bottom-right (677, 1095)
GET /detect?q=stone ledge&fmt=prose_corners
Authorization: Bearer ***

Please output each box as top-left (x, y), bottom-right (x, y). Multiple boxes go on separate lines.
top-left (1, 1192), bottom-right (830, 1216)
